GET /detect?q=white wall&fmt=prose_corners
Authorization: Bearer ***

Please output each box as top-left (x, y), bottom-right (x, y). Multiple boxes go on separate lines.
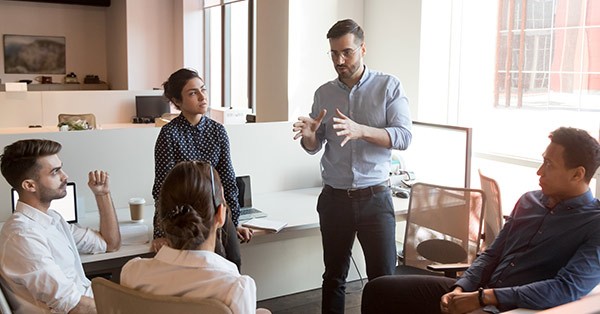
top-left (182, 0), bottom-right (204, 72)
top-left (364, 0), bottom-right (421, 119)
top-left (0, 0), bottom-right (108, 86)
top-left (255, 0), bottom-right (290, 122)
top-left (106, 0), bottom-right (129, 90)
top-left (287, 0), bottom-right (365, 121)
top-left (125, 0), bottom-right (179, 90)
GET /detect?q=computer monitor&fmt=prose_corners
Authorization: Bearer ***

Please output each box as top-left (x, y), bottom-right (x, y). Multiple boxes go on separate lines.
top-left (11, 182), bottom-right (78, 223)
top-left (135, 95), bottom-right (171, 120)
top-left (397, 121), bottom-right (472, 188)
top-left (236, 175), bottom-right (253, 208)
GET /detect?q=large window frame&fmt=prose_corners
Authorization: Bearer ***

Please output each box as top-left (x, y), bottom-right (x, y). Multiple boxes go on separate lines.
top-left (203, 0), bottom-right (254, 111)
top-left (494, 0), bottom-right (600, 110)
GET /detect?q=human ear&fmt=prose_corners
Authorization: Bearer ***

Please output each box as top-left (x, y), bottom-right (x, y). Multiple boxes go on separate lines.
top-left (21, 179), bottom-right (36, 193)
top-left (215, 204), bottom-right (226, 228)
top-left (571, 166), bottom-right (586, 183)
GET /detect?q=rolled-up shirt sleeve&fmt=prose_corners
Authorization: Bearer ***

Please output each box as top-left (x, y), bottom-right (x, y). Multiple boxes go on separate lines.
top-left (0, 232), bottom-right (82, 313)
top-left (384, 79), bottom-right (412, 150)
top-left (70, 224), bottom-right (107, 254)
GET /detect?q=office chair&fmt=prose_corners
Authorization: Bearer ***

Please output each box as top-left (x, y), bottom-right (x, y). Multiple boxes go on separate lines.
top-left (397, 182), bottom-right (486, 278)
top-left (478, 169), bottom-right (505, 250)
top-left (57, 113), bottom-right (97, 130)
top-left (91, 277), bottom-right (233, 314)
top-left (0, 282), bottom-right (12, 314)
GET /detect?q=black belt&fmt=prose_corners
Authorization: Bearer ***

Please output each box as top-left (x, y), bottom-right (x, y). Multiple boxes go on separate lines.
top-left (323, 184), bottom-right (389, 199)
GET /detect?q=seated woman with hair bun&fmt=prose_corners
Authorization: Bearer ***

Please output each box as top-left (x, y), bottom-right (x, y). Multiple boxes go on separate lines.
top-left (121, 161), bottom-right (270, 314)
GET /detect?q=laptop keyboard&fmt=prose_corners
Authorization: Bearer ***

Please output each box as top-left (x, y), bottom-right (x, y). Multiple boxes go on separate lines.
top-left (239, 207), bottom-right (267, 221)
top-left (240, 207), bottom-right (262, 215)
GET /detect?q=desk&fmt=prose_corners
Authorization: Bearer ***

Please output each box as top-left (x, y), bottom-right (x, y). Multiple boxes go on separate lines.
top-left (78, 187), bottom-right (409, 300)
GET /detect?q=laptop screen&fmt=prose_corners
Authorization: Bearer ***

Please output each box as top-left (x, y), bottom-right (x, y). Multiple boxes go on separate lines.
top-left (235, 175), bottom-right (253, 208)
top-left (11, 182), bottom-right (78, 224)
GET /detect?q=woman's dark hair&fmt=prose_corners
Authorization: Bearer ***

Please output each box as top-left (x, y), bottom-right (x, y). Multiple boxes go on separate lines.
top-left (549, 127), bottom-right (600, 183)
top-left (0, 139), bottom-right (62, 191)
top-left (326, 19), bottom-right (364, 45)
top-left (162, 68), bottom-right (202, 110)
top-left (158, 160), bottom-right (225, 250)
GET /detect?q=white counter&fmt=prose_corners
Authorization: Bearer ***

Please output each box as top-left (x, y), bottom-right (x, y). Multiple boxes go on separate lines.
top-left (77, 187), bottom-right (409, 300)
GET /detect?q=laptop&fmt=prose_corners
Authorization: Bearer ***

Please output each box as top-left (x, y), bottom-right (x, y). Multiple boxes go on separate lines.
top-left (236, 175), bottom-right (267, 221)
top-left (11, 182), bottom-right (78, 224)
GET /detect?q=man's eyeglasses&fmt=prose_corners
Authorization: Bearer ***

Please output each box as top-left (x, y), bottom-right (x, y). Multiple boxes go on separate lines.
top-left (328, 45), bottom-right (361, 60)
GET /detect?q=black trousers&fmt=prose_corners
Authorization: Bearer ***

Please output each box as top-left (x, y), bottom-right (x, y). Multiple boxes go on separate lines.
top-left (220, 210), bottom-right (242, 271)
top-left (318, 186), bottom-right (397, 314)
top-left (361, 275), bottom-right (455, 314)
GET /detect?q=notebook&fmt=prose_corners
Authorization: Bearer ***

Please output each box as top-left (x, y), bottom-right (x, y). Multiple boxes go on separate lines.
top-left (11, 182), bottom-right (78, 224)
top-left (236, 175), bottom-right (267, 221)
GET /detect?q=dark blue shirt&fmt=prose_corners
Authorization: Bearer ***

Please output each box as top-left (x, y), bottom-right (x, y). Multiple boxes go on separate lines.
top-left (456, 189), bottom-right (600, 311)
top-left (152, 115), bottom-right (240, 238)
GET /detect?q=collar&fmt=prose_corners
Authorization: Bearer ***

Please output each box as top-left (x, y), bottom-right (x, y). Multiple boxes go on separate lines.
top-left (335, 65), bottom-right (370, 90)
top-left (174, 114), bottom-right (206, 128)
top-left (15, 201), bottom-right (58, 227)
top-left (539, 189), bottom-right (597, 211)
top-left (154, 246), bottom-right (238, 273)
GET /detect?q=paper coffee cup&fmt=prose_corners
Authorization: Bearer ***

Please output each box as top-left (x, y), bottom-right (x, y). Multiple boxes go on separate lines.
top-left (129, 197), bottom-right (145, 222)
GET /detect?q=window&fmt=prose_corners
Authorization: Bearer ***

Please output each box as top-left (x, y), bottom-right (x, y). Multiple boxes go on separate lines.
top-left (495, 0), bottom-right (600, 110)
top-left (203, 0), bottom-right (253, 110)
top-left (419, 0), bottom-right (599, 161)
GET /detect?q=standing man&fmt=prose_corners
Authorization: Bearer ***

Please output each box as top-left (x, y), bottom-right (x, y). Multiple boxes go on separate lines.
top-left (0, 139), bottom-right (121, 313)
top-left (293, 19), bottom-right (412, 313)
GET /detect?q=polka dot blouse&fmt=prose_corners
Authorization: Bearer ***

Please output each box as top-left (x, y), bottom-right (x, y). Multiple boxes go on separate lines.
top-left (152, 114), bottom-right (240, 238)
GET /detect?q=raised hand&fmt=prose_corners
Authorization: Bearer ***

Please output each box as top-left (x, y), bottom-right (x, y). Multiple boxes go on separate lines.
top-left (332, 108), bottom-right (363, 147)
top-left (293, 109), bottom-right (327, 141)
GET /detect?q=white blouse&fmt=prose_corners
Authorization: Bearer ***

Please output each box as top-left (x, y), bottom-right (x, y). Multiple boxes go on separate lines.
top-left (121, 246), bottom-right (257, 314)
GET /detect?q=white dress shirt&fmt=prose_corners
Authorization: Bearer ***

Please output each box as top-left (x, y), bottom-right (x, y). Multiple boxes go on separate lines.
top-left (121, 246), bottom-right (257, 314)
top-left (0, 201), bottom-right (106, 314)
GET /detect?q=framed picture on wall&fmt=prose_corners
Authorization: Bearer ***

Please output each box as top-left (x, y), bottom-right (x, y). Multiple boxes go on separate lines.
top-left (3, 34), bottom-right (66, 74)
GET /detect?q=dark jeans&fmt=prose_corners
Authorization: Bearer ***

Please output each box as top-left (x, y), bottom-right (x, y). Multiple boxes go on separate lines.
top-left (361, 275), bottom-right (455, 314)
top-left (317, 185), bottom-right (397, 314)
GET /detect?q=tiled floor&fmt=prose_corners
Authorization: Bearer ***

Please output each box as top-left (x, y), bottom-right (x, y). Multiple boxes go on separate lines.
top-left (256, 280), bottom-right (365, 314)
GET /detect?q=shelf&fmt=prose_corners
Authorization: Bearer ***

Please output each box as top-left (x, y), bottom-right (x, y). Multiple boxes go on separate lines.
top-left (0, 83), bottom-right (109, 91)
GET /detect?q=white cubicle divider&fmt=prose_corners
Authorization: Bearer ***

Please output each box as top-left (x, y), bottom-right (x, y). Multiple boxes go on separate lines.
top-left (0, 126), bottom-right (161, 221)
top-left (0, 121), bottom-right (323, 221)
top-left (226, 121), bottom-right (323, 194)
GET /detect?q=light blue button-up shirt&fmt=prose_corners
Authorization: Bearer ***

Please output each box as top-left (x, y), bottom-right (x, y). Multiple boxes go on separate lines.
top-left (303, 66), bottom-right (412, 189)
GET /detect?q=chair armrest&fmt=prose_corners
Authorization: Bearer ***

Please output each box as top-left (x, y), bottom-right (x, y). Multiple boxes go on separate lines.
top-left (427, 263), bottom-right (470, 278)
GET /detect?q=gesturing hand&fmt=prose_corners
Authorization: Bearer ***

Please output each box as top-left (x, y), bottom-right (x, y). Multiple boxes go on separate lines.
top-left (292, 109), bottom-right (327, 141)
top-left (332, 108), bottom-right (363, 147)
top-left (88, 170), bottom-right (110, 196)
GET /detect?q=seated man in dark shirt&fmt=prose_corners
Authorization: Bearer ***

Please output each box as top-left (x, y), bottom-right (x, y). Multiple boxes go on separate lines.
top-left (361, 126), bottom-right (600, 314)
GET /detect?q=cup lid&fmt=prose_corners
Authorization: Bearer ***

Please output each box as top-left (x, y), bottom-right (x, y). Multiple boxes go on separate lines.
top-left (129, 197), bottom-right (146, 205)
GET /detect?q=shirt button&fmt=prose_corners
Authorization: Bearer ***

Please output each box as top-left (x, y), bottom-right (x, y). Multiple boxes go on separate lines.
top-left (510, 262), bottom-right (515, 267)
top-left (538, 231), bottom-right (542, 234)
top-left (550, 211), bottom-right (554, 214)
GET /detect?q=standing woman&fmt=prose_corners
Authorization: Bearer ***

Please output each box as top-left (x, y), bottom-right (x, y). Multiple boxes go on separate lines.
top-left (151, 68), bottom-right (252, 269)
top-left (123, 161), bottom-right (270, 314)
